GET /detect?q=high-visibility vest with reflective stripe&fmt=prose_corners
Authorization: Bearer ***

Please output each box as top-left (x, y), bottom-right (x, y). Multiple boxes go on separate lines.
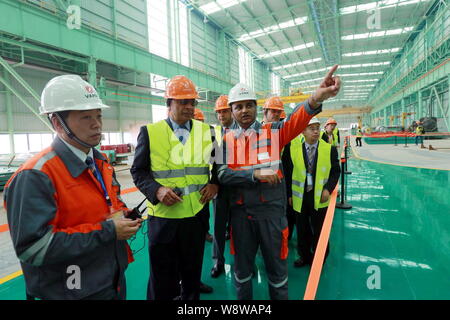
top-left (356, 129), bottom-right (363, 137)
top-left (225, 125), bottom-right (283, 179)
top-left (214, 125), bottom-right (223, 144)
top-left (147, 119), bottom-right (212, 218)
top-left (321, 129), bottom-right (339, 147)
top-left (290, 138), bottom-right (332, 211)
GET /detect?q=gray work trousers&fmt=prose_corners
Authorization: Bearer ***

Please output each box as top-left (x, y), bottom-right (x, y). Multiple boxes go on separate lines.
top-left (230, 211), bottom-right (289, 300)
top-left (212, 189), bottom-right (231, 266)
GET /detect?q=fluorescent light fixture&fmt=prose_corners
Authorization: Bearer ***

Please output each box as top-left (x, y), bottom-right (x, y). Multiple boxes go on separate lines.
top-left (239, 17), bottom-right (308, 42)
top-left (340, 62), bottom-right (390, 68)
top-left (345, 84), bottom-right (377, 87)
top-left (340, 71), bottom-right (384, 76)
top-left (259, 42), bottom-right (315, 59)
top-left (284, 67), bottom-right (327, 79)
top-left (273, 58), bottom-right (322, 71)
top-left (342, 27), bottom-right (413, 40)
top-left (291, 78), bottom-right (380, 86)
top-left (340, 0), bottom-right (431, 15)
top-left (200, 0), bottom-right (247, 15)
top-left (344, 89), bottom-right (373, 92)
top-left (345, 79), bottom-right (380, 83)
top-left (284, 65), bottom-right (386, 80)
top-left (343, 48), bottom-right (400, 56)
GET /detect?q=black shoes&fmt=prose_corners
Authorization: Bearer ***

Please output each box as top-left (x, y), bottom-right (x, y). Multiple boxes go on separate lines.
top-left (211, 264), bottom-right (225, 278)
top-left (199, 281), bottom-right (213, 294)
top-left (294, 258), bottom-right (310, 268)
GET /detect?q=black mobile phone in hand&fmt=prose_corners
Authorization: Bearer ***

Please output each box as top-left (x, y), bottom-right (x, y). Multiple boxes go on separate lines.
top-left (126, 197), bottom-right (147, 220)
top-left (127, 207), bottom-right (142, 220)
top-left (173, 187), bottom-right (183, 197)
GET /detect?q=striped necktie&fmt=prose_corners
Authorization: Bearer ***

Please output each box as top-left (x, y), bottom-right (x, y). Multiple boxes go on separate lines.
top-left (306, 146), bottom-right (315, 192)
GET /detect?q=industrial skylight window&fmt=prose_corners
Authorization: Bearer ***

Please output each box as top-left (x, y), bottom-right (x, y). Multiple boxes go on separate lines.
top-left (339, 0), bottom-right (431, 15)
top-left (342, 48), bottom-right (401, 56)
top-left (342, 27), bottom-right (413, 40)
top-left (238, 17), bottom-right (308, 42)
top-left (273, 58), bottom-right (322, 71)
top-left (199, 0), bottom-right (247, 15)
top-left (259, 42), bottom-right (315, 59)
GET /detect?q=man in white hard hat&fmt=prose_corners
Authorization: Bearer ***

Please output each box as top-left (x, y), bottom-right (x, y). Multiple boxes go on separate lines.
top-left (283, 117), bottom-right (340, 268)
top-left (218, 65), bottom-right (341, 300)
top-left (3, 75), bottom-right (141, 300)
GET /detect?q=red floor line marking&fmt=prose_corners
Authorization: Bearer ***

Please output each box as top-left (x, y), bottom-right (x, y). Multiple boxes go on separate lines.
top-left (121, 187), bottom-right (138, 195)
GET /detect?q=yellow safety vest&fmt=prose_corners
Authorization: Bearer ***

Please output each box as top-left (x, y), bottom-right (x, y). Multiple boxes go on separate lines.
top-left (147, 120), bottom-right (212, 218)
top-left (416, 126), bottom-right (423, 135)
top-left (214, 125), bottom-right (223, 144)
top-left (321, 129), bottom-right (339, 147)
top-left (290, 138), bottom-right (332, 211)
top-left (356, 129), bottom-right (363, 137)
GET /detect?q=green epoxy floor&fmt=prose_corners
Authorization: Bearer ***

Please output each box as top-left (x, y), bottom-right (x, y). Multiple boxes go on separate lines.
top-left (1, 157), bottom-right (449, 300)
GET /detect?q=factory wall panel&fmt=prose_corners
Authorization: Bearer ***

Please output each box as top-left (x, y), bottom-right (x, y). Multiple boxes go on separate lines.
top-left (102, 118), bottom-right (119, 131)
top-left (190, 11), bottom-right (218, 79)
top-left (25, 0), bottom-right (148, 50)
top-left (13, 114), bottom-right (49, 132)
top-left (0, 92), bottom-right (5, 113)
top-left (0, 114), bottom-right (7, 131)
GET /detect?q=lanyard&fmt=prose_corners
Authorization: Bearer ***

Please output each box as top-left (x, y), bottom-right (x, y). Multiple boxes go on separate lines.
top-left (90, 160), bottom-right (112, 207)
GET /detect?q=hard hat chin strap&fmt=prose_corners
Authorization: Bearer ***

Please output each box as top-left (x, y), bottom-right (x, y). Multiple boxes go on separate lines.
top-left (54, 113), bottom-right (98, 149)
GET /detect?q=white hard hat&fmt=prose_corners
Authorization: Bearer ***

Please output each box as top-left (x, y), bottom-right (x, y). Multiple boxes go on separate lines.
top-left (228, 83), bottom-right (257, 105)
top-left (40, 75), bottom-right (109, 114)
top-left (308, 117), bottom-right (321, 126)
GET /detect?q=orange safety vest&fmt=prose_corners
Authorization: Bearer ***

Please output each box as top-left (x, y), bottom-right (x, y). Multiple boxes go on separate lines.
top-left (224, 123), bottom-right (284, 182)
top-left (6, 147), bottom-right (126, 231)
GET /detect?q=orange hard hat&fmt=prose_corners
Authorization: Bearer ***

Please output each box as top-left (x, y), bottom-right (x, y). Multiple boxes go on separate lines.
top-left (263, 96), bottom-right (284, 111)
top-left (280, 111), bottom-right (286, 119)
top-left (194, 108), bottom-right (205, 121)
top-left (215, 95), bottom-right (230, 111)
top-left (165, 75), bottom-right (200, 99)
top-left (325, 118), bottom-right (337, 126)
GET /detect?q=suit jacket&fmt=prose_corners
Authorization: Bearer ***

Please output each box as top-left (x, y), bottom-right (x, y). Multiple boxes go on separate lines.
top-left (282, 140), bottom-right (340, 200)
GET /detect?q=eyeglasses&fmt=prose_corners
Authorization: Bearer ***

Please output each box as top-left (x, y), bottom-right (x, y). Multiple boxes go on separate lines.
top-left (178, 99), bottom-right (198, 106)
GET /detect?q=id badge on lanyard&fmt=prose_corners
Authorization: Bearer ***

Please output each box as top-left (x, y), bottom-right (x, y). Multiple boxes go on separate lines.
top-left (307, 173), bottom-right (313, 187)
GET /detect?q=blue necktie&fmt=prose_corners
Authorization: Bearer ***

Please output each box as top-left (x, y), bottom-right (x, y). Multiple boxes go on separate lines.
top-left (177, 124), bottom-right (188, 144)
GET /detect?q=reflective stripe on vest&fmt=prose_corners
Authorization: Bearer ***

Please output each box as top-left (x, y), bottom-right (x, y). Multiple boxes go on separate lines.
top-left (290, 139), bottom-right (332, 211)
top-left (152, 167), bottom-right (210, 179)
top-left (239, 159), bottom-right (282, 170)
top-left (147, 119), bottom-right (212, 219)
top-left (214, 125), bottom-right (223, 144)
top-left (321, 130), bottom-right (338, 147)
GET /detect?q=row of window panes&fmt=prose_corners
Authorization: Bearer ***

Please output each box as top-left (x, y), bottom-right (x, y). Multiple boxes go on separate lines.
top-left (0, 133), bottom-right (55, 154)
top-left (0, 132), bottom-right (137, 154)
